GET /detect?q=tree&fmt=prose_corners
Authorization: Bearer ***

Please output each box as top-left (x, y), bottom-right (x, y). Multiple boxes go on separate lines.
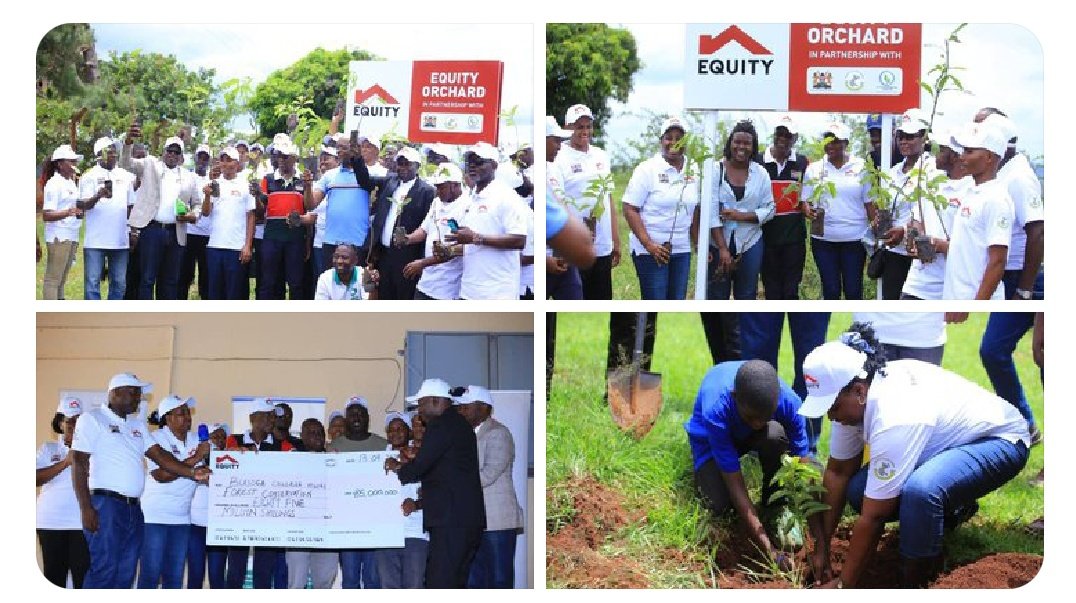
top-left (248, 47), bottom-right (381, 137)
top-left (546, 24), bottom-right (642, 141)
top-left (37, 23), bottom-right (96, 99)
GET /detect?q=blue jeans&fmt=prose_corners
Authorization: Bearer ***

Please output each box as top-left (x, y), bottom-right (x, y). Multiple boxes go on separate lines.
top-left (225, 546), bottom-right (249, 588)
top-left (205, 544), bottom-right (228, 588)
top-left (708, 238), bottom-right (764, 300)
top-left (340, 549), bottom-right (380, 588)
top-left (739, 312), bottom-right (831, 453)
top-left (186, 524), bottom-right (209, 588)
top-left (83, 248), bottom-right (129, 300)
top-left (376, 538), bottom-right (429, 588)
top-left (137, 523), bottom-right (189, 588)
top-left (633, 251), bottom-right (691, 300)
top-left (846, 438), bottom-right (1028, 558)
top-left (981, 312), bottom-right (1039, 430)
top-left (810, 238), bottom-right (866, 299)
top-left (82, 495), bottom-right (144, 588)
top-left (547, 264), bottom-right (583, 299)
top-left (207, 248), bottom-right (246, 300)
top-left (467, 529), bottom-right (517, 588)
top-left (138, 222), bottom-right (182, 299)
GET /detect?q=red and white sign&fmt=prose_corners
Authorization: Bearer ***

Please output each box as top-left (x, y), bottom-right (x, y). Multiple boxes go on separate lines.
top-left (347, 60), bottom-right (504, 147)
top-left (684, 23), bottom-right (922, 113)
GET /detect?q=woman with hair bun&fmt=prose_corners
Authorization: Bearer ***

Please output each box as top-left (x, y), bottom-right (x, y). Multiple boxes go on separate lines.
top-left (800, 323), bottom-right (1030, 588)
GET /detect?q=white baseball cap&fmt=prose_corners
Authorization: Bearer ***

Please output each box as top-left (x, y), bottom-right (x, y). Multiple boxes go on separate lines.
top-left (219, 147), bottom-right (240, 161)
top-left (797, 342), bottom-right (868, 418)
top-left (405, 378), bottom-right (453, 403)
top-left (564, 103), bottom-right (594, 126)
top-left (195, 144), bottom-right (211, 157)
top-left (164, 136), bottom-right (185, 152)
top-left (429, 162), bottom-right (464, 185)
top-left (57, 396), bottom-right (84, 418)
top-left (346, 396), bottom-right (368, 409)
top-left (895, 108), bottom-right (930, 134)
top-left (546, 115), bottom-right (572, 139)
top-left (660, 115), bottom-right (688, 136)
top-left (210, 422), bottom-right (229, 434)
top-left (320, 145), bottom-right (338, 158)
top-left (249, 397), bottom-right (282, 415)
top-left (274, 139), bottom-right (299, 157)
top-left (251, 142), bottom-right (265, 152)
top-left (327, 409), bottom-right (344, 422)
top-left (453, 385), bottom-right (494, 407)
top-left (235, 139), bottom-right (250, 149)
top-left (51, 144), bottom-right (83, 161)
top-left (773, 113), bottom-right (799, 135)
top-left (466, 142), bottom-right (500, 162)
top-left (426, 143), bottom-right (454, 158)
top-left (93, 137), bottom-right (115, 155)
top-left (108, 372), bottom-right (153, 393)
top-left (950, 121), bottom-right (1008, 157)
top-left (385, 411), bottom-right (412, 429)
top-left (396, 146), bottom-right (423, 164)
top-left (820, 122), bottom-right (851, 141)
top-left (980, 113), bottom-right (1018, 145)
top-left (158, 394), bottom-right (195, 417)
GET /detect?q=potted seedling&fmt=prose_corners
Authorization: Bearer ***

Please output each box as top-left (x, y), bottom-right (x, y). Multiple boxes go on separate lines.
top-left (784, 135), bottom-right (836, 238)
top-left (563, 173), bottom-right (613, 241)
top-left (766, 455), bottom-right (830, 586)
top-left (665, 130), bottom-right (714, 261)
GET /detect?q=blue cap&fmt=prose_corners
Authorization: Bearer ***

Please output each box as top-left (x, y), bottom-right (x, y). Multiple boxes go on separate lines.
top-left (866, 114), bottom-right (883, 130)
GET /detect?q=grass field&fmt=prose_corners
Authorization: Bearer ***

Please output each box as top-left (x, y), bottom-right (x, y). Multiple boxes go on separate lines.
top-left (547, 312), bottom-right (1044, 587)
top-left (606, 170), bottom-right (878, 300)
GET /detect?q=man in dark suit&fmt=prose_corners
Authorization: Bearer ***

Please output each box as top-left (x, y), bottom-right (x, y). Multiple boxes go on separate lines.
top-left (365, 146), bottom-right (435, 299)
top-left (386, 378), bottom-right (486, 588)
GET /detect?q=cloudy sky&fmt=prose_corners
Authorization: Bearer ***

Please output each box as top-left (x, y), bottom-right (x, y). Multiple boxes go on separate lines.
top-left (91, 23), bottom-right (534, 149)
top-left (602, 23), bottom-right (1044, 162)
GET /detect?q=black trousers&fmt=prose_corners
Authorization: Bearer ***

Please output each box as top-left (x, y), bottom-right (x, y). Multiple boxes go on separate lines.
top-left (760, 241), bottom-right (806, 300)
top-left (693, 421), bottom-right (789, 514)
top-left (37, 529), bottom-right (90, 588)
top-left (426, 525), bottom-right (482, 588)
top-left (179, 233), bottom-right (209, 300)
top-left (376, 248), bottom-right (420, 301)
top-left (700, 313), bottom-right (741, 365)
top-left (580, 254), bottom-right (613, 300)
top-left (880, 249), bottom-right (913, 300)
top-left (608, 312), bottom-right (657, 373)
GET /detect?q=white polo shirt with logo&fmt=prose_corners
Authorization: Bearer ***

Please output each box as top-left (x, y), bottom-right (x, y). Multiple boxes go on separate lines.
top-left (622, 154), bottom-right (700, 255)
top-left (901, 176), bottom-right (968, 300)
top-left (79, 165), bottom-right (136, 249)
top-left (553, 142), bottom-right (614, 256)
top-left (802, 156), bottom-right (871, 242)
top-left (996, 153), bottom-right (1044, 270)
top-left (71, 405), bottom-right (155, 498)
top-left (942, 178), bottom-right (1014, 300)
top-left (141, 426), bottom-right (200, 524)
top-left (187, 171), bottom-right (214, 237)
top-left (416, 195), bottom-right (473, 300)
top-left (828, 360), bottom-right (1029, 500)
top-left (36, 439), bottom-right (81, 529)
top-left (208, 176), bottom-right (256, 251)
top-left (459, 180), bottom-right (530, 300)
top-left (42, 174), bottom-right (81, 243)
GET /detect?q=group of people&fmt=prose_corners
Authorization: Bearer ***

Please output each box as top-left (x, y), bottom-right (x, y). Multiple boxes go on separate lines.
top-left (545, 103), bottom-right (1043, 301)
top-left (685, 314), bottom-right (1043, 588)
top-left (38, 110), bottom-right (535, 300)
top-left (37, 375), bottom-right (524, 589)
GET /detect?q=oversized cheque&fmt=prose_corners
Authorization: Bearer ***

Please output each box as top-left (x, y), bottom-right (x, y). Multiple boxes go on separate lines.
top-left (207, 450), bottom-right (404, 548)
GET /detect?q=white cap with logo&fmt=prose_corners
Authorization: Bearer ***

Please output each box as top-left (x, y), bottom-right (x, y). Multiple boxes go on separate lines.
top-left (466, 142), bottom-right (500, 162)
top-left (250, 397), bottom-right (283, 415)
top-left (565, 104), bottom-right (594, 126)
top-left (158, 394), bottom-right (196, 417)
top-left (773, 113), bottom-right (799, 135)
top-left (93, 137), bottom-right (115, 156)
top-left (820, 122), bottom-right (851, 141)
top-left (895, 108), bottom-right (930, 134)
top-left (429, 162), bottom-right (464, 185)
top-left (52, 144), bottom-right (83, 161)
top-left (108, 372), bottom-right (153, 393)
top-left (396, 146), bottom-right (423, 164)
top-left (453, 385), bottom-right (494, 407)
top-left (405, 378), bottom-right (453, 403)
top-left (385, 410), bottom-right (413, 429)
top-left (980, 113), bottom-right (1018, 146)
top-left (797, 342), bottom-right (868, 418)
top-left (57, 396), bottom-right (84, 418)
top-left (164, 137), bottom-right (185, 153)
top-left (660, 115), bottom-right (688, 136)
top-left (346, 396), bottom-right (369, 409)
top-left (950, 121), bottom-right (1008, 157)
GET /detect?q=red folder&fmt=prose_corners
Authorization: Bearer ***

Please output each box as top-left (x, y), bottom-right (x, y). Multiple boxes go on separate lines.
top-left (772, 180), bottom-right (800, 215)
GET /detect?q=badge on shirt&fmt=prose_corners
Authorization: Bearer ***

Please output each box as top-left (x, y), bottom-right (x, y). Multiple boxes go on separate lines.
top-left (596, 162), bottom-right (605, 171)
top-left (109, 425), bottom-right (121, 434)
top-left (571, 164), bottom-right (583, 174)
top-left (791, 170), bottom-right (803, 180)
top-left (996, 216), bottom-right (1010, 229)
top-left (949, 198), bottom-right (960, 208)
top-left (131, 429), bottom-right (143, 438)
top-left (658, 173), bottom-right (669, 184)
top-left (51, 454), bottom-right (62, 462)
top-left (872, 458), bottom-right (897, 481)
top-left (961, 206), bottom-right (972, 217)
top-left (685, 175), bottom-right (696, 184)
top-left (1030, 196), bottom-right (1043, 209)
top-left (171, 445), bottom-right (181, 456)
top-left (477, 205), bottom-right (488, 213)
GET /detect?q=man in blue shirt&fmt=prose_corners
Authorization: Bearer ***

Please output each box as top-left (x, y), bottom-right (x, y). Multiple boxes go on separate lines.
top-left (309, 135), bottom-right (379, 269)
top-left (683, 360), bottom-right (811, 568)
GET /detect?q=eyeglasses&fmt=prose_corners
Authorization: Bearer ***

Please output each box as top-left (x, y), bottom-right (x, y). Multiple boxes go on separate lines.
top-left (164, 147), bottom-right (183, 155)
top-left (896, 131), bottom-right (925, 141)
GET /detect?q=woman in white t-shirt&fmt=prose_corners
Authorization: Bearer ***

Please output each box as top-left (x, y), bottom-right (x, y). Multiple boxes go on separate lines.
top-left (802, 123), bottom-right (875, 299)
top-left (798, 323), bottom-right (1030, 588)
top-left (137, 396), bottom-right (210, 589)
top-left (37, 398), bottom-right (89, 588)
top-left (376, 412), bottom-right (428, 588)
top-left (622, 116), bottom-right (700, 300)
top-left (40, 145), bottom-right (88, 299)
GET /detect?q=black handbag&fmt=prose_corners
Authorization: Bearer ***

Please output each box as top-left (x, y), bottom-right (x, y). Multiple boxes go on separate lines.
top-left (866, 247), bottom-right (886, 279)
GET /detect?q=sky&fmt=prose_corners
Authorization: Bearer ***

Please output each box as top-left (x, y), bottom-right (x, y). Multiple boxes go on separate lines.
top-left (91, 23), bottom-right (534, 151)
top-left (602, 23), bottom-right (1044, 164)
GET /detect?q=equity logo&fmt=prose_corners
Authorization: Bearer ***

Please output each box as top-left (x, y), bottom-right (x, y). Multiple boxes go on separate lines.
top-left (215, 454), bottom-right (240, 470)
top-left (353, 85), bottom-right (402, 119)
top-left (804, 374), bottom-right (820, 391)
top-left (697, 25), bottom-right (775, 76)
top-left (698, 25), bottom-right (771, 55)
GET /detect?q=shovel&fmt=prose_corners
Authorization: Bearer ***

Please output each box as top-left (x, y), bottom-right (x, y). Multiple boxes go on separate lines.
top-left (607, 312), bottom-right (663, 438)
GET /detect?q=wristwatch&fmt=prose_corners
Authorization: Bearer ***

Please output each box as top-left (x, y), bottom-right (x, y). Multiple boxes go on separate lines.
top-left (1014, 288), bottom-right (1032, 300)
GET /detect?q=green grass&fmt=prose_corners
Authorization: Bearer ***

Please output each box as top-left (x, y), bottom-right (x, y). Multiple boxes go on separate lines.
top-left (608, 170), bottom-right (877, 300)
top-left (547, 312), bottom-right (1044, 585)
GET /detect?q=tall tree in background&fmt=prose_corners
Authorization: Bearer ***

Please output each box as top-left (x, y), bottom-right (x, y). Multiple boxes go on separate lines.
top-left (248, 47), bottom-right (381, 136)
top-left (37, 23), bottom-right (96, 99)
top-left (546, 24), bottom-right (641, 141)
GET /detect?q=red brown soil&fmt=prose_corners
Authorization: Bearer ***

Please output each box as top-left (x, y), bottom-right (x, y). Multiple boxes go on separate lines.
top-left (547, 476), bottom-right (1042, 589)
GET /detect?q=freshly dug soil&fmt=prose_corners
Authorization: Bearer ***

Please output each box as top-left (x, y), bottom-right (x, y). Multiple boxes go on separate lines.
top-left (930, 553), bottom-right (1042, 589)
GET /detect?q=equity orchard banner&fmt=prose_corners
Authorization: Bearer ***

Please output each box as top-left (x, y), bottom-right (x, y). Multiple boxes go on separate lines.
top-left (207, 450), bottom-right (404, 548)
top-left (346, 60), bottom-right (504, 146)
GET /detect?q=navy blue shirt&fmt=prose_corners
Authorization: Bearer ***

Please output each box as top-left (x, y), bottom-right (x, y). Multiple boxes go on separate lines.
top-left (684, 361), bottom-right (809, 472)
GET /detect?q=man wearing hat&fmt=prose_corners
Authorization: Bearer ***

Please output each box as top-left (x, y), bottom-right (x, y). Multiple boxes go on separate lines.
top-left (80, 137), bottom-right (136, 300)
top-left (941, 120), bottom-right (1014, 300)
top-left (180, 144), bottom-right (215, 300)
top-left (70, 373), bottom-right (211, 588)
top-left (402, 162), bottom-right (473, 300)
top-left (455, 386), bottom-right (524, 588)
top-left (123, 121), bottom-right (203, 299)
top-left (386, 379), bottom-right (485, 588)
top-left (451, 142), bottom-right (529, 300)
top-left (363, 136), bottom-right (389, 178)
top-left (545, 116), bottom-right (586, 299)
top-left (364, 146), bottom-right (435, 300)
top-left (309, 133), bottom-right (378, 271)
top-left (258, 136), bottom-right (311, 300)
top-left (201, 146), bottom-right (255, 300)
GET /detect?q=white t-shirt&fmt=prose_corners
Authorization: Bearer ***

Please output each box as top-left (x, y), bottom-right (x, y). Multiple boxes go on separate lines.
top-left (852, 312), bottom-right (946, 348)
top-left (42, 174), bottom-right (81, 242)
top-left (381, 178), bottom-right (417, 247)
top-left (70, 405), bottom-right (154, 498)
top-left (553, 143), bottom-right (614, 256)
top-left (803, 155), bottom-right (871, 242)
top-left (207, 176), bottom-right (256, 251)
top-left (141, 426), bottom-right (199, 525)
top-left (80, 165), bottom-right (136, 249)
top-left (520, 210), bottom-right (535, 297)
top-left (829, 360), bottom-right (1030, 500)
top-left (996, 154), bottom-right (1044, 270)
top-left (622, 154), bottom-right (700, 255)
top-left (36, 439), bottom-right (81, 530)
top-left (187, 172), bottom-right (214, 237)
top-left (942, 178), bottom-right (1014, 300)
top-left (416, 195), bottom-right (472, 300)
top-left (191, 482), bottom-right (209, 527)
top-left (311, 200), bottom-right (327, 248)
top-left (154, 164), bottom-right (188, 225)
top-left (901, 177), bottom-right (967, 300)
top-left (459, 180), bottom-right (530, 300)
top-left (885, 154), bottom-right (939, 256)
top-left (315, 267), bottom-right (367, 300)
